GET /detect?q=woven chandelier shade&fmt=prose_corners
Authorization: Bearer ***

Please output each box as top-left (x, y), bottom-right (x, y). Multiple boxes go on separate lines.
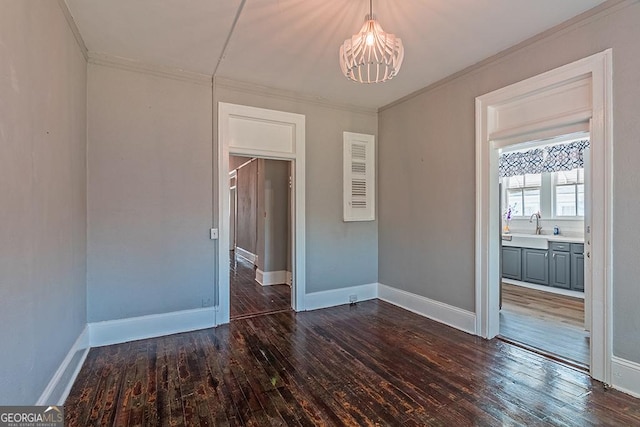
top-left (339, 13), bottom-right (404, 84)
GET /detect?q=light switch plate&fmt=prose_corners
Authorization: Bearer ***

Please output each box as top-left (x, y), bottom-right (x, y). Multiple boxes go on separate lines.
top-left (210, 228), bottom-right (219, 239)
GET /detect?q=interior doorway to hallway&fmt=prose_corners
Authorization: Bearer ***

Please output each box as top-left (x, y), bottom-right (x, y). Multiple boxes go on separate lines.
top-left (217, 102), bottom-right (305, 326)
top-left (228, 156), bottom-right (293, 320)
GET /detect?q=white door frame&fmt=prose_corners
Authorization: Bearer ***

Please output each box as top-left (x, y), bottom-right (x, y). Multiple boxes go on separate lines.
top-left (229, 170), bottom-right (237, 251)
top-left (475, 50), bottom-right (613, 383)
top-left (217, 102), bottom-right (306, 324)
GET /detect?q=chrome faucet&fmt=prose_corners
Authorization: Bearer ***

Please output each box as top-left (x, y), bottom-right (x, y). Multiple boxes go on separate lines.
top-left (529, 212), bottom-right (542, 235)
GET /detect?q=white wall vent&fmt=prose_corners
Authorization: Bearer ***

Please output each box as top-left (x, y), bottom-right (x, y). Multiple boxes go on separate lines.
top-left (343, 132), bottom-right (375, 222)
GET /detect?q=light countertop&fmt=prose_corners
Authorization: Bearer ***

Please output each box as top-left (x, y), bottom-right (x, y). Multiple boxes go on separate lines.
top-left (502, 232), bottom-right (584, 244)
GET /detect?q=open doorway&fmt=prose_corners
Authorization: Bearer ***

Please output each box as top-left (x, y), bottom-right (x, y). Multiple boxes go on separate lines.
top-left (497, 135), bottom-right (590, 369)
top-left (229, 155), bottom-right (292, 320)
top-left (217, 102), bottom-right (305, 326)
top-left (475, 50), bottom-right (612, 383)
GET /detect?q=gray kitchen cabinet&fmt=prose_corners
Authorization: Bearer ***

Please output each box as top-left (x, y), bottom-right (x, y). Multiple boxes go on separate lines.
top-left (522, 248), bottom-right (549, 285)
top-left (503, 241), bottom-right (583, 292)
top-left (549, 244), bottom-right (571, 289)
top-left (502, 247), bottom-right (522, 280)
top-left (571, 244), bottom-right (585, 291)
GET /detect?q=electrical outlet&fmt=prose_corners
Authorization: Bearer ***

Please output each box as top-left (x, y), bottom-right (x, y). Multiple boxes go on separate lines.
top-left (349, 294), bottom-right (357, 304)
top-left (202, 298), bottom-right (213, 307)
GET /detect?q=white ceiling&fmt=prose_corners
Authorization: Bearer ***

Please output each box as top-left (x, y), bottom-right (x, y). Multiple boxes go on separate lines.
top-left (65, 0), bottom-right (606, 109)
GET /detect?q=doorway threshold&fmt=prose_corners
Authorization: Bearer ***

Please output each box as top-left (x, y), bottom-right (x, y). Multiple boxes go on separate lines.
top-left (231, 308), bottom-right (293, 322)
top-left (497, 335), bottom-right (589, 373)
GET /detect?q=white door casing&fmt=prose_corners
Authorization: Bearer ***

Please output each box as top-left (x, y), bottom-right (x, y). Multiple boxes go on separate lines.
top-left (218, 102), bottom-right (306, 324)
top-left (229, 170), bottom-right (237, 251)
top-left (583, 145), bottom-right (592, 332)
top-left (475, 50), bottom-right (613, 383)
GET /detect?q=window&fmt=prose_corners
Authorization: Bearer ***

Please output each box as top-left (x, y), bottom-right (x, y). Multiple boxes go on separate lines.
top-left (554, 168), bottom-right (584, 216)
top-left (506, 173), bottom-right (541, 216)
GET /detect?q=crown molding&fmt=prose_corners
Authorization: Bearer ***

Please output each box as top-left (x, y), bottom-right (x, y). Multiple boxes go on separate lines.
top-left (88, 52), bottom-right (213, 86)
top-left (214, 76), bottom-right (377, 116)
top-left (57, 0), bottom-right (88, 60)
top-left (379, 0), bottom-right (632, 112)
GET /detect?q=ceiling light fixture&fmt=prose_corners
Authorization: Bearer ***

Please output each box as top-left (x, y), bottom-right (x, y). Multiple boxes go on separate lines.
top-left (339, 0), bottom-right (404, 83)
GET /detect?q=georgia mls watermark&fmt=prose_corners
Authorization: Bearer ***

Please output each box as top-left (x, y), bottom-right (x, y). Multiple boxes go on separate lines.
top-left (0, 406), bottom-right (63, 427)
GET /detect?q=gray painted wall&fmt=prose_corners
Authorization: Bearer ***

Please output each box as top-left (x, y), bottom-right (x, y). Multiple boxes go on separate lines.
top-left (378, 1), bottom-right (640, 363)
top-left (0, 1), bottom-right (87, 403)
top-left (87, 67), bottom-right (378, 324)
top-left (87, 64), bottom-right (214, 322)
top-left (214, 81), bottom-right (379, 293)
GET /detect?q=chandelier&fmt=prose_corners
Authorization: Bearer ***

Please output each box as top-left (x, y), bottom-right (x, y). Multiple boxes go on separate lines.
top-left (339, 0), bottom-right (404, 83)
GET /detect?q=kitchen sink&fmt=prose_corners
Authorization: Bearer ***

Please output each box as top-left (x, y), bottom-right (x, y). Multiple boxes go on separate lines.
top-left (501, 233), bottom-right (549, 249)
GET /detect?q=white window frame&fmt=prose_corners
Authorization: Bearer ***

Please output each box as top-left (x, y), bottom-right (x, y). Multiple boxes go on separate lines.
top-left (553, 168), bottom-right (585, 218)
top-left (505, 173), bottom-right (542, 217)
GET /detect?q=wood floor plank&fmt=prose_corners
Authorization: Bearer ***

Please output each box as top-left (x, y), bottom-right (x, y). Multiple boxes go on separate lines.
top-left (305, 314), bottom-right (453, 419)
top-left (502, 283), bottom-right (584, 326)
top-left (230, 254), bottom-right (290, 320)
top-left (161, 336), bottom-right (186, 427)
top-left (66, 300), bottom-right (640, 426)
top-left (500, 283), bottom-right (590, 366)
top-left (240, 317), bottom-right (345, 426)
top-left (238, 326), bottom-right (308, 426)
top-left (199, 330), bottom-right (242, 426)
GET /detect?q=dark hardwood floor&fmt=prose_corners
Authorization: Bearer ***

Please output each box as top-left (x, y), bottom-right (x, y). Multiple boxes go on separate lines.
top-left (65, 300), bottom-right (640, 426)
top-left (230, 253), bottom-right (290, 320)
top-left (500, 283), bottom-right (590, 368)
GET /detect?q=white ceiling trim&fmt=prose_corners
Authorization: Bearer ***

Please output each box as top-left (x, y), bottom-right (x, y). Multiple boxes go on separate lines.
top-left (214, 77), bottom-right (377, 116)
top-left (88, 52), bottom-right (212, 86)
top-left (58, 0), bottom-right (88, 60)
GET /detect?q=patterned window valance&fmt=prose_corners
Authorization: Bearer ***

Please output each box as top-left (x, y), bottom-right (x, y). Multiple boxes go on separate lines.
top-left (499, 139), bottom-right (590, 177)
top-left (498, 149), bottom-right (544, 177)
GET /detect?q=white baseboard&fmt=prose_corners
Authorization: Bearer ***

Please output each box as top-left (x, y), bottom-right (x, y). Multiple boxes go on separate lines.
top-left (612, 356), bottom-right (640, 398)
top-left (235, 247), bottom-right (256, 264)
top-left (89, 307), bottom-right (216, 347)
top-left (286, 271), bottom-right (293, 286)
top-left (34, 286), bottom-right (483, 405)
top-left (304, 283), bottom-right (378, 311)
top-left (378, 284), bottom-right (477, 335)
top-left (37, 325), bottom-right (90, 405)
top-left (255, 269), bottom-right (288, 286)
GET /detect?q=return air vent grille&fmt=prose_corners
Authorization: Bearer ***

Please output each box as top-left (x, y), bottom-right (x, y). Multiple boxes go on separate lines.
top-left (343, 132), bottom-right (375, 221)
